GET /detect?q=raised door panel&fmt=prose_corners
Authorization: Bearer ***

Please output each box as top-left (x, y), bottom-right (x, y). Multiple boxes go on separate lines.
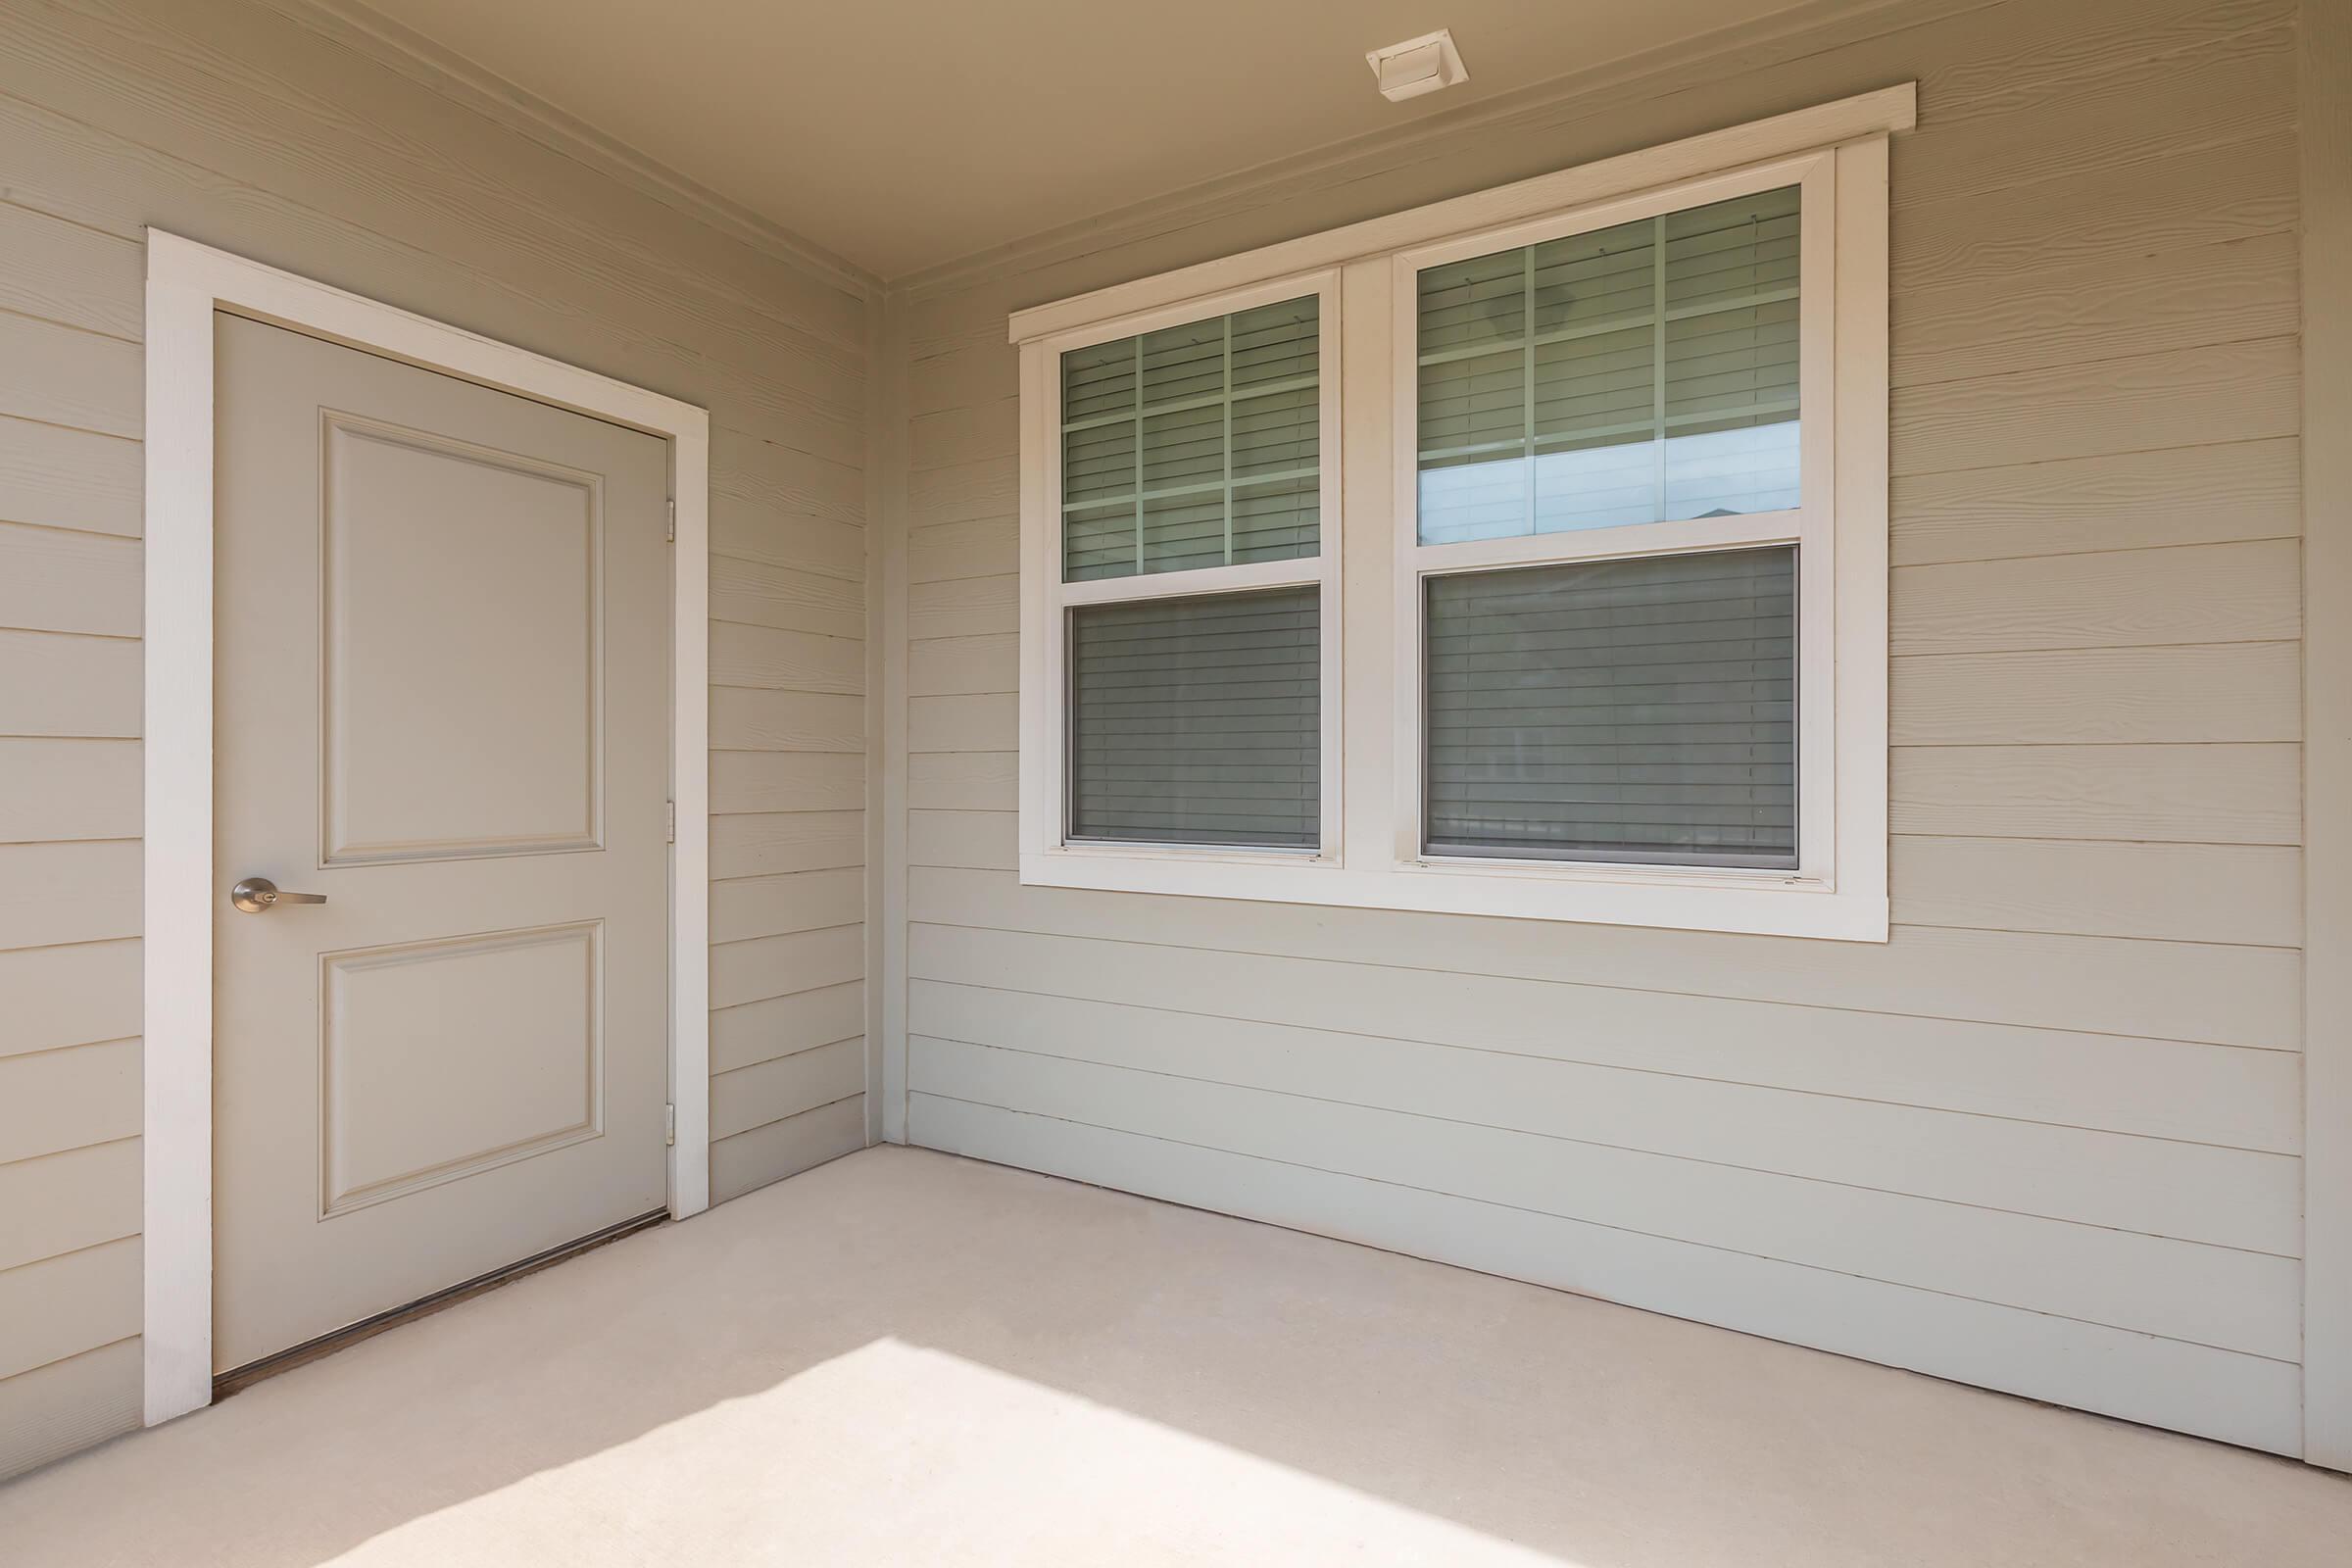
top-left (322, 416), bottom-right (601, 864)
top-left (321, 922), bottom-right (602, 1214)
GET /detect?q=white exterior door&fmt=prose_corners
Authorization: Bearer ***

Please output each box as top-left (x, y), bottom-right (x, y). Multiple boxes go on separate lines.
top-left (211, 314), bottom-right (672, 1373)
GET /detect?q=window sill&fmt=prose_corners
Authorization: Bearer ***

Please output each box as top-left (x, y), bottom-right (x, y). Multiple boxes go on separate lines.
top-left (1018, 849), bottom-right (1888, 942)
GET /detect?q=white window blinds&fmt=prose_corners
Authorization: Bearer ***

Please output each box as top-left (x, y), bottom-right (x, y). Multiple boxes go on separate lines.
top-left (1061, 296), bottom-right (1321, 580)
top-left (1424, 548), bottom-right (1796, 866)
top-left (1068, 587), bottom-right (1321, 848)
top-left (1416, 185), bottom-right (1801, 544)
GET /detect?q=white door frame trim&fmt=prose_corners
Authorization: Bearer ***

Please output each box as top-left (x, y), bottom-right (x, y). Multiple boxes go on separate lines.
top-left (140, 230), bottom-right (711, 1427)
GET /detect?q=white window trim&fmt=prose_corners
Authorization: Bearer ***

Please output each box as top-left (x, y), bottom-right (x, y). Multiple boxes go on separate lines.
top-left (1011, 88), bottom-right (1906, 942)
top-left (1017, 270), bottom-right (1347, 878)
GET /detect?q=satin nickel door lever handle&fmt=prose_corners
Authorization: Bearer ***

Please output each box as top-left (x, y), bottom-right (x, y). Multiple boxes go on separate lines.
top-left (230, 876), bottom-right (327, 913)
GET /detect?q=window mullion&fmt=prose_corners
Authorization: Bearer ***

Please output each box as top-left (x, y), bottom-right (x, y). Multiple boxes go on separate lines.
top-left (1651, 213), bottom-right (1668, 522)
top-left (1221, 313), bottom-right (1235, 567)
top-left (1521, 245), bottom-right (1537, 538)
top-left (1132, 336), bottom-right (1145, 576)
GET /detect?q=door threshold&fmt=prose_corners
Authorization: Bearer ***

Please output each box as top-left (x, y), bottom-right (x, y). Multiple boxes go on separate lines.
top-left (213, 1207), bottom-right (668, 1400)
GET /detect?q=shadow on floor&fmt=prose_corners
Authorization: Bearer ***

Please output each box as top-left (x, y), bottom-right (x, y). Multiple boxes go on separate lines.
top-left (2, 1146), bottom-right (2347, 1566)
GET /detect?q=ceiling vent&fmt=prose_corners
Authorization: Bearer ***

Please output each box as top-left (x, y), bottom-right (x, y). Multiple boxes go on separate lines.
top-left (1366, 29), bottom-right (1469, 103)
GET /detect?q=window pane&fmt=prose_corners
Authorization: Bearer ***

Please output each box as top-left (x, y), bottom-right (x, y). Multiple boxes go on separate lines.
top-left (1061, 297), bottom-right (1320, 581)
top-left (1417, 187), bottom-right (1801, 545)
top-left (1069, 587), bottom-right (1319, 848)
top-left (1424, 549), bottom-right (1795, 865)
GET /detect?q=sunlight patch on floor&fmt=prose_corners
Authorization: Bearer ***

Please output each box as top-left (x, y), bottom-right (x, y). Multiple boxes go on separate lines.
top-left (326, 1338), bottom-right (1580, 1566)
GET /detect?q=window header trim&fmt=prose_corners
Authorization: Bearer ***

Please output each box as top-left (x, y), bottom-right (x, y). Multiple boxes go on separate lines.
top-left (1007, 85), bottom-right (1913, 346)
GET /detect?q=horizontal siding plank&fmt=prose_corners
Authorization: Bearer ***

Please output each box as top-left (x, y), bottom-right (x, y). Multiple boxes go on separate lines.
top-left (907, 751), bottom-right (1017, 811)
top-left (1891, 231), bottom-right (2300, 389)
top-left (909, 1029), bottom-right (2298, 1356)
top-left (1891, 339), bottom-right (2300, 478)
top-left (1894, 130), bottom-right (2299, 295)
top-left (1915, 0), bottom-right (2288, 118)
top-left (1889, 541), bottom-right (2300, 657)
top-left (709, 750), bottom-right (864, 815)
top-left (0, 313), bottom-right (140, 438)
top-left (911, 865), bottom-right (2302, 1052)
top-left (710, 923), bottom-right (864, 1011)
top-left (0, 414), bottom-right (139, 539)
top-left (710, 865), bottom-right (864, 945)
top-left (1890, 743), bottom-right (2301, 845)
top-left (0, 1039), bottom-right (139, 1164)
top-left (1894, 20), bottom-right (2294, 210)
top-left (905, 911), bottom-right (2299, 1151)
top-left (0, 520), bottom-right (138, 636)
top-left (710, 985), bottom-right (866, 1078)
top-left (0, 1237), bottom-right (140, 1382)
top-left (907, 455), bottom-right (1018, 531)
top-left (909, 517), bottom-right (1015, 585)
top-left (1890, 837), bottom-right (2301, 947)
top-left (0, 738), bottom-right (140, 843)
top-left (1890, 643), bottom-right (2300, 745)
top-left (710, 810), bottom-right (864, 880)
top-left (710, 553), bottom-right (865, 640)
top-left (908, 634), bottom-right (1017, 697)
top-left (0, 629), bottom-right (140, 737)
top-left (908, 341), bottom-right (1016, 420)
top-left (907, 694), bottom-right (1016, 754)
top-left (907, 573), bottom-right (1017, 641)
top-left (0, 1335), bottom-right (139, 1484)
top-left (0, 944), bottom-right (138, 1059)
top-left (710, 689), bottom-right (862, 753)
top-left (907, 808), bottom-right (1014, 871)
top-left (0, 1137), bottom-right (138, 1273)
top-left (710, 980), bottom-right (864, 1076)
top-left (710, 427), bottom-right (865, 527)
top-left (710, 1092), bottom-right (864, 1203)
top-left (709, 503), bottom-right (864, 582)
top-left (1890, 439), bottom-right (2302, 567)
top-left (0, 839), bottom-right (138, 951)
top-left (904, 984), bottom-right (2293, 1252)
top-left (905, 318), bottom-right (1002, 376)
top-left (711, 1036), bottom-right (866, 1141)
top-left (710, 622), bottom-right (864, 696)
top-left (910, 1097), bottom-right (2300, 1455)
top-left (0, 199), bottom-right (141, 339)
top-left (909, 397), bottom-right (1017, 474)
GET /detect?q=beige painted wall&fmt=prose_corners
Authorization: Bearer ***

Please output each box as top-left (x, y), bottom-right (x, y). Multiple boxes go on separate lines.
top-left (879, 0), bottom-right (2312, 1454)
top-left (0, 0), bottom-right (870, 1480)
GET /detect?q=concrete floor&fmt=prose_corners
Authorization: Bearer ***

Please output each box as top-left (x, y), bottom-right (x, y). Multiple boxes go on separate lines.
top-left (3, 1148), bottom-right (2348, 1566)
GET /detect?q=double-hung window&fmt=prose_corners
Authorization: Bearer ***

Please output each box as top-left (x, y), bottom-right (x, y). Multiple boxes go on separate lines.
top-left (1020, 275), bottom-right (1345, 868)
top-left (1014, 90), bottom-right (1906, 939)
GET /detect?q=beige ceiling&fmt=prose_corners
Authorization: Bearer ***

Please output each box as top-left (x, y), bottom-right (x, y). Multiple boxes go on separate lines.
top-left (355, 0), bottom-right (1806, 279)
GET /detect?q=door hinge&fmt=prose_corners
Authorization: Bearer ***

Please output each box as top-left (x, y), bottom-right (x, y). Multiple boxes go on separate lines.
top-left (665, 799), bottom-right (676, 844)
top-left (665, 498), bottom-right (676, 543)
top-left (665, 1102), bottom-right (676, 1148)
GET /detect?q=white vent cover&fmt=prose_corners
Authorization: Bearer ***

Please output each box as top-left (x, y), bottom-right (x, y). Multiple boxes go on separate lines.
top-left (1366, 29), bottom-right (1469, 102)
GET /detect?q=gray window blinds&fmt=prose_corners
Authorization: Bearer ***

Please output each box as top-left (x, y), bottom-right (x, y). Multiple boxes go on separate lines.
top-left (1424, 548), bottom-right (1796, 866)
top-left (1416, 185), bottom-right (1801, 545)
top-left (1068, 587), bottom-right (1321, 848)
top-left (1061, 297), bottom-right (1321, 580)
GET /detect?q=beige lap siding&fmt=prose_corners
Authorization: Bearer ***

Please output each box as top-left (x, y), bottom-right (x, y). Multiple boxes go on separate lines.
top-left (883, 0), bottom-right (2312, 1455)
top-left (0, 0), bottom-right (872, 1479)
